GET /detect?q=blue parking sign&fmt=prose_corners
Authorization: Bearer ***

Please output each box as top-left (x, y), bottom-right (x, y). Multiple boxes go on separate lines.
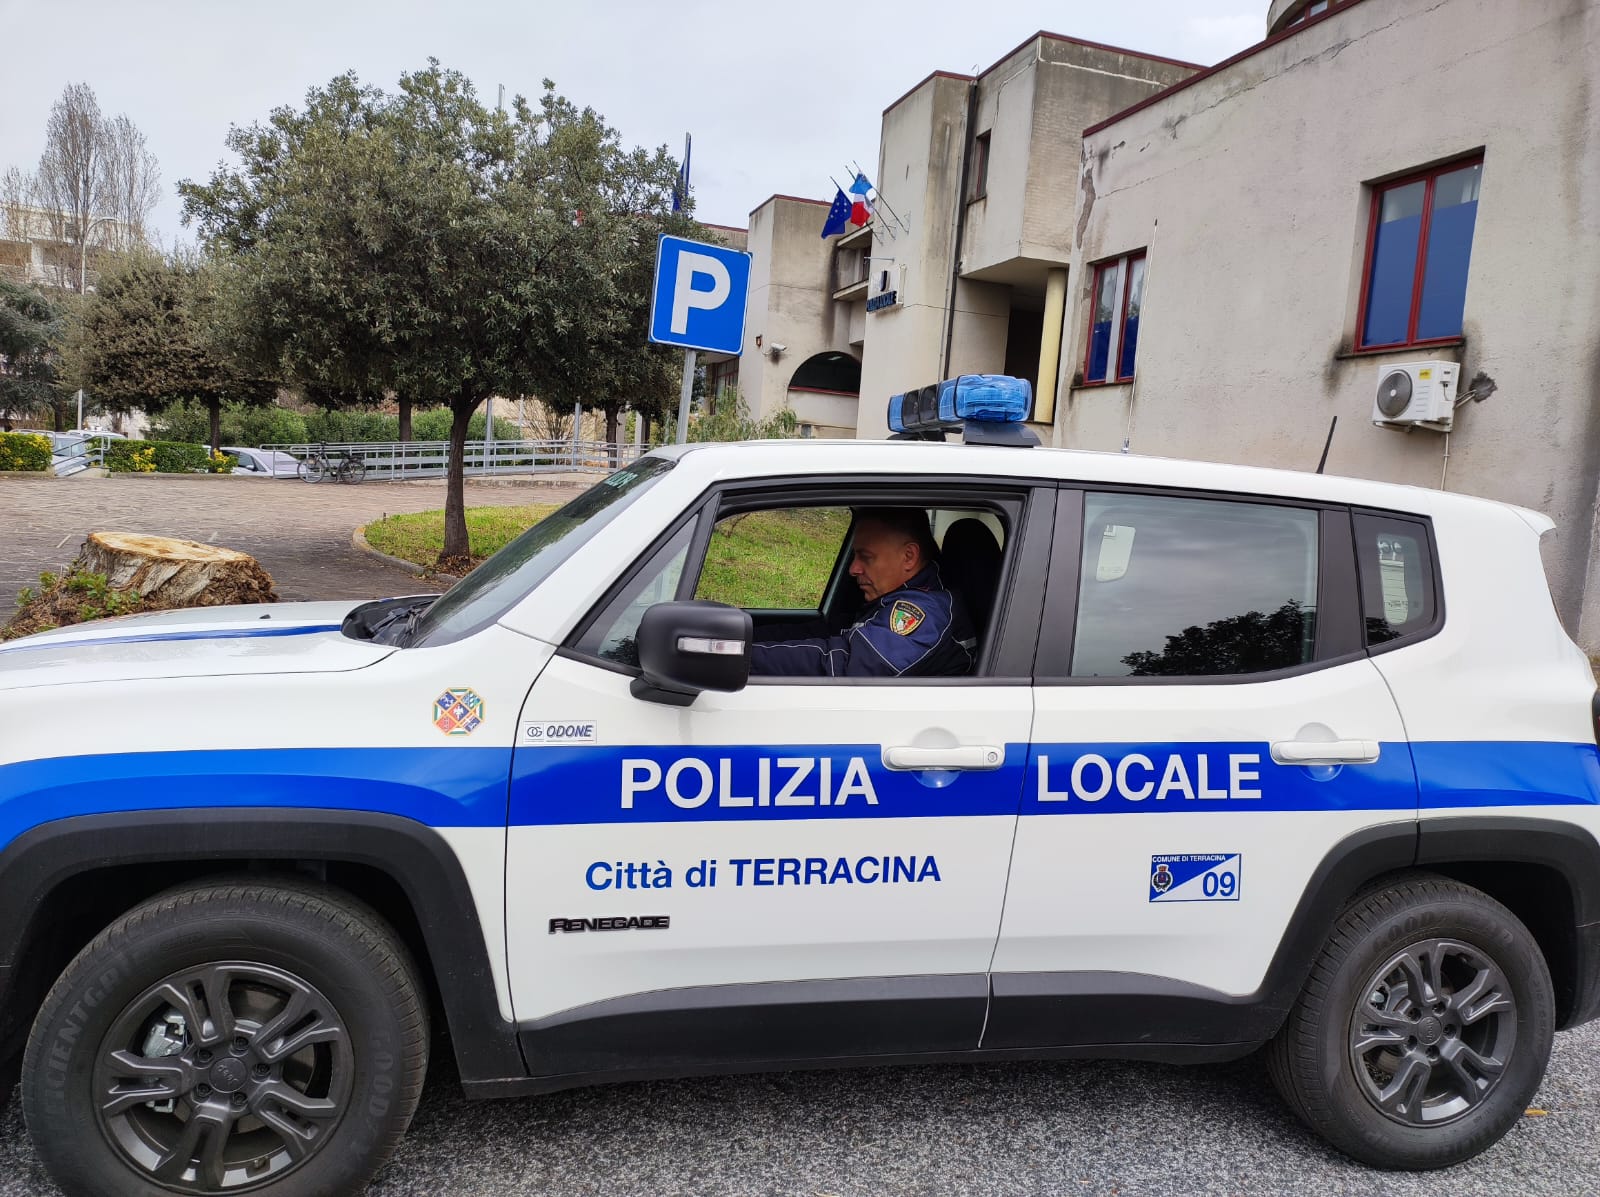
top-left (649, 235), bottom-right (751, 355)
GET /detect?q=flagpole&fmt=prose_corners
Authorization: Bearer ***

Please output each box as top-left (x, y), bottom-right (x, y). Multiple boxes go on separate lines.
top-left (852, 160), bottom-right (910, 232)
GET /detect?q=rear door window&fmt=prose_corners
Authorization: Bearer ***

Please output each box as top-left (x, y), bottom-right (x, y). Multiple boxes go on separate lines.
top-left (1071, 493), bottom-right (1320, 678)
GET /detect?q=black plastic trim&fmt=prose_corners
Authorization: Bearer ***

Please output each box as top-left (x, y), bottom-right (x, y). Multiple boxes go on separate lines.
top-left (0, 809), bottom-right (525, 1085)
top-left (982, 971), bottom-right (1284, 1049)
top-left (1416, 816), bottom-right (1600, 924)
top-left (1034, 488), bottom-right (1083, 679)
top-left (519, 974), bottom-right (988, 1079)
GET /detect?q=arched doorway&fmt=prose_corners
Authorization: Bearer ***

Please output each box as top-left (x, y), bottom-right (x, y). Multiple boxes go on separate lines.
top-left (788, 351), bottom-right (862, 395)
top-left (786, 351), bottom-right (862, 437)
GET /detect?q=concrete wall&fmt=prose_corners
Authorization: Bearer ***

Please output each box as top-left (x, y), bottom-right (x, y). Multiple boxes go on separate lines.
top-left (855, 74), bottom-right (975, 439)
top-left (739, 197), bottom-right (858, 428)
top-left (963, 38), bottom-right (1197, 279)
top-left (1057, 0), bottom-right (1600, 641)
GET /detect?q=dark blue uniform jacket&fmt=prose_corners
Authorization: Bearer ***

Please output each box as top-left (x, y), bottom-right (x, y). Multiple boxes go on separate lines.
top-left (749, 563), bottom-right (975, 678)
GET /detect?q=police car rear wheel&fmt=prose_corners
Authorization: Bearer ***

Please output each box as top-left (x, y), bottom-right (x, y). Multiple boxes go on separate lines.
top-left (1267, 876), bottom-right (1553, 1170)
top-left (21, 879), bottom-right (428, 1197)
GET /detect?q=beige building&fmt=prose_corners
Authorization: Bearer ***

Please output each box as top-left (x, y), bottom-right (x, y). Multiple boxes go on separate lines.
top-left (1058, 0), bottom-right (1600, 640)
top-left (728, 2), bottom-right (1600, 644)
top-left (0, 204), bottom-right (128, 291)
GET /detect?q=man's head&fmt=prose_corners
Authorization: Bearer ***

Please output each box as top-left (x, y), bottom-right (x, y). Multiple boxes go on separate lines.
top-left (848, 508), bottom-right (938, 601)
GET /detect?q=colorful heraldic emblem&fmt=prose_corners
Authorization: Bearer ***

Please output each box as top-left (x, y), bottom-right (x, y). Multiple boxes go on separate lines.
top-left (1149, 853), bottom-right (1241, 902)
top-left (433, 687), bottom-right (486, 736)
top-left (889, 600), bottom-right (925, 636)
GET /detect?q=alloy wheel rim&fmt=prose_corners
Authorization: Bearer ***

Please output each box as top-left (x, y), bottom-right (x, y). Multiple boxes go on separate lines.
top-left (92, 961), bottom-right (352, 1193)
top-left (1347, 937), bottom-right (1517, 1126)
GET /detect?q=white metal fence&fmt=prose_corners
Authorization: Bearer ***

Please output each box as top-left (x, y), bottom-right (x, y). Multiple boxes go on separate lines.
top-left (261, 438), bottom-right (644, 481)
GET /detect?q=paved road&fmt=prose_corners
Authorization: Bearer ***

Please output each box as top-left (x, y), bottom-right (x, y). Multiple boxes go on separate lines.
top-left (3, 1021), bottom-right (1600, 1195)
top-left (0, 472), bottom-right (589, 611)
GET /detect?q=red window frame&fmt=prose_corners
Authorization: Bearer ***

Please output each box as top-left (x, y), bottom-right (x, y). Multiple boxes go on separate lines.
top-left (1081, 250), bottom-right (1146, 386)
top-left (1354, 153), bottom-right (1483, 352)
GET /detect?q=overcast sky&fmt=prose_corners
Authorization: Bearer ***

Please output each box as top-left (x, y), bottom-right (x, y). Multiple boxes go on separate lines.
top-left (0, 0), bottom-right (1262, 243)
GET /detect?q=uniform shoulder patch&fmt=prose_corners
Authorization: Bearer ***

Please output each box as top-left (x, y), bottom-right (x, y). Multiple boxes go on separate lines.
top-left (889, 599), bottom-right (925, 636)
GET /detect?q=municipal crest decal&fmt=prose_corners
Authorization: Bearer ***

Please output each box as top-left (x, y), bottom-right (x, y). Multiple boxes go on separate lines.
top-left (433, 687), bottom-right (485, 736)
top-left (889, 599), bottom-right (925, 636)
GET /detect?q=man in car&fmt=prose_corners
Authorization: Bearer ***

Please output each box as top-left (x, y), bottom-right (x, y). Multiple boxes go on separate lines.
top-left (750, 508), bottom-right (975, 678)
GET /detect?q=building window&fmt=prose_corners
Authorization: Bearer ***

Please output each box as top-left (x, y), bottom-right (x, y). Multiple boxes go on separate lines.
top-left (1082, 251), bottom-right (1145, 385)
top-left (1358, 157), bottom-right (1482, 350)
top-left (969, 132), bottom-right (990, 201)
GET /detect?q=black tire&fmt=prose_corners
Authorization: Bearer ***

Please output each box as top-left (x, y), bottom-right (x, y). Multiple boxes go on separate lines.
top-left (1267, 874), bottom-right (1554, 1169)
top-left (22, 879), bottom-right (428, 1197)
top-left (296, 458), bottom-right (325, 484)
top-left (338, 458), bottom-right (367, 485)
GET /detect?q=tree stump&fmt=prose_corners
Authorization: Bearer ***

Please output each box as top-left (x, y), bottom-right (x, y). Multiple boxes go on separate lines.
top-left (77, 532), bottom-right (277, 607)
top-left (3, 533), bottom-right (277, 640)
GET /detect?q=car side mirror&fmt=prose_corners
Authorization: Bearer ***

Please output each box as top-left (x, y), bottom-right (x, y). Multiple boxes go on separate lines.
top-left (631, 601), bottom-right (753, 707)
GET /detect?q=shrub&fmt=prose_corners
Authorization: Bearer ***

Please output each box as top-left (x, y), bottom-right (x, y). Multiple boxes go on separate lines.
top-left (149, 400), bottom-right (309, 447)
top-left (653, 388), bottom-right (800, 446)
top-left (105, 439), bottom-right (210, 474)
top-left (0, 432), bottom-right (51, 472)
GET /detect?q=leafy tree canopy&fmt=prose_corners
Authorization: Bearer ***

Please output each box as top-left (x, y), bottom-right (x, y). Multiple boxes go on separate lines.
top-left (179, 60), bottom-right (694, 559)
top-left (64, 253), bottom-right (277, 450)
top-left (0, 279), bottom-right (68, 430)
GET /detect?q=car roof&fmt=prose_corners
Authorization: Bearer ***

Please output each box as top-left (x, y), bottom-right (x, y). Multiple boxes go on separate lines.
top-left (650, 439), bottom-right (1551, 532)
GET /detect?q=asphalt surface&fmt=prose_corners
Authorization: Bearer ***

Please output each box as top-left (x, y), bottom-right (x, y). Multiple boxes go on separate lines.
top-left (4, 1019), bottom-right (1600, 1195)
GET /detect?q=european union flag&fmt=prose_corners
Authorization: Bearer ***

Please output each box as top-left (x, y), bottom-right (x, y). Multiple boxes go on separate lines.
top-left (821, 188), bottom-right (852, 238)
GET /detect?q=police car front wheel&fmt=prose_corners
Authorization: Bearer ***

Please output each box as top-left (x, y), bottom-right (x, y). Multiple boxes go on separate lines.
top-left (1267, 875), bottom-right (1554, 1169)
top-left (20, 879), bottom-right (429, 1197)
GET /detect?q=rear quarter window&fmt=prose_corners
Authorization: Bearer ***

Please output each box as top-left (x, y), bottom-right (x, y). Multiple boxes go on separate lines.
top-left (1353, 512), bottom-right (1439, 647)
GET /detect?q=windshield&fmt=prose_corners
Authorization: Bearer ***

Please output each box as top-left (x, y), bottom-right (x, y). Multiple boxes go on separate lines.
top-left (408, 455), bottom-right (675, 646)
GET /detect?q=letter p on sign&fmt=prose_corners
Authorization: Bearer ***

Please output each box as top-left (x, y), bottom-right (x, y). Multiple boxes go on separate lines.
top-left (649, 235), bottom-right (751, 355)
top-left (672, 253), bottom-right (730, 335)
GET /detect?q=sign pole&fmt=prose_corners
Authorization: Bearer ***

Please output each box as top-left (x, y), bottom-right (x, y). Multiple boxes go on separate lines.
top-left (675, 348), bottom-right (697, 444)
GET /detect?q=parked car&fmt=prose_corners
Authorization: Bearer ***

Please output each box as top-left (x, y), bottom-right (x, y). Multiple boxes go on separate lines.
top-left (2, 376), bottom-right (1597, 1192)
top-left (44, 432), bottom-right (91, 477)
top-left (224, 445), bottom-right (301, 478)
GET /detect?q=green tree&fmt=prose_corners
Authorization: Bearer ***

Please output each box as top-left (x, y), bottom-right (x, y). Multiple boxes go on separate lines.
top-left (180, 61), bottom-right (691, 561)
top-left (65, 253), bottom-right (277, 451)
top-left (0, 278), bottom-right (67, 431)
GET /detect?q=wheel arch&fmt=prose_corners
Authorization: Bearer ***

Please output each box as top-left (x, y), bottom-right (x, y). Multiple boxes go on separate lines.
top-left (1416, 816), bottom-right (1600, 1030)
top-left (0, 809), bottom-right (524, 1085)
top-left (1258, 816), bottom-right (1600, 1037)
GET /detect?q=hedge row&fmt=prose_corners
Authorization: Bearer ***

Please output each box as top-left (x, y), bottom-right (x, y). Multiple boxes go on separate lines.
top-left (0, 432), bottom-right (51, 472)
top-left (150, 399), bottom-right (522, 446)
top-left (105, 439), bottom-right (212, 474)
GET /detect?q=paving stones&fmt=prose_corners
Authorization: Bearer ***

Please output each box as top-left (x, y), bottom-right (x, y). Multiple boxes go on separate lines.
top-left (0, 473), bottom-right (588, 609)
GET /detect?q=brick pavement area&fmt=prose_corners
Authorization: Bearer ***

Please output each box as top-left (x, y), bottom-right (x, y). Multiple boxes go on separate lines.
top-left (0, 473), bottom-right (592, 610)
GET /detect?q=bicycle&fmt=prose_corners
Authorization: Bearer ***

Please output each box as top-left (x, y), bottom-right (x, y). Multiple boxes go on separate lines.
top-left (298, 445), bottom-right (367, 484)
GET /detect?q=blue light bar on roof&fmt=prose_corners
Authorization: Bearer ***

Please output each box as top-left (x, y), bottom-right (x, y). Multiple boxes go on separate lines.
top-left (888, 374), bottom-right (1032, 433)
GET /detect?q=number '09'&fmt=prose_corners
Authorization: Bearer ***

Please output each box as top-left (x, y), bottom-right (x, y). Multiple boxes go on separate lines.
top-left (1202, 870), bottom-right (1237, 898)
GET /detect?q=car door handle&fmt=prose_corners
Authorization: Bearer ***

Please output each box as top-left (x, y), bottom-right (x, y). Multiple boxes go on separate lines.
top-left (882, 745), bottom-right (1005, 771)
top-left (1270, 739), bottom-right (1381, 765)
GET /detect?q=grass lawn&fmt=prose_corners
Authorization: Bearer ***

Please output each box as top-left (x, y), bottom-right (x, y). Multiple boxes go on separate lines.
top-left (362, 503), bottom-right (850, 609)
top-left (362, 504), bottom-right (559, 568)
top-left (697, 508), bottom-right (851, 608)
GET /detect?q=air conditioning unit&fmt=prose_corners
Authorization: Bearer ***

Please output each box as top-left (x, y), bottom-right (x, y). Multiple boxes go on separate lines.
top-left (1372, 360), bottom-right (1460, 431)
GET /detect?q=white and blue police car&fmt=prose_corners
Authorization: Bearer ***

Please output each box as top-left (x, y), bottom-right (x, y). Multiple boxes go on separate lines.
top-left (2, 376), bottom-right (1597, 1193)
